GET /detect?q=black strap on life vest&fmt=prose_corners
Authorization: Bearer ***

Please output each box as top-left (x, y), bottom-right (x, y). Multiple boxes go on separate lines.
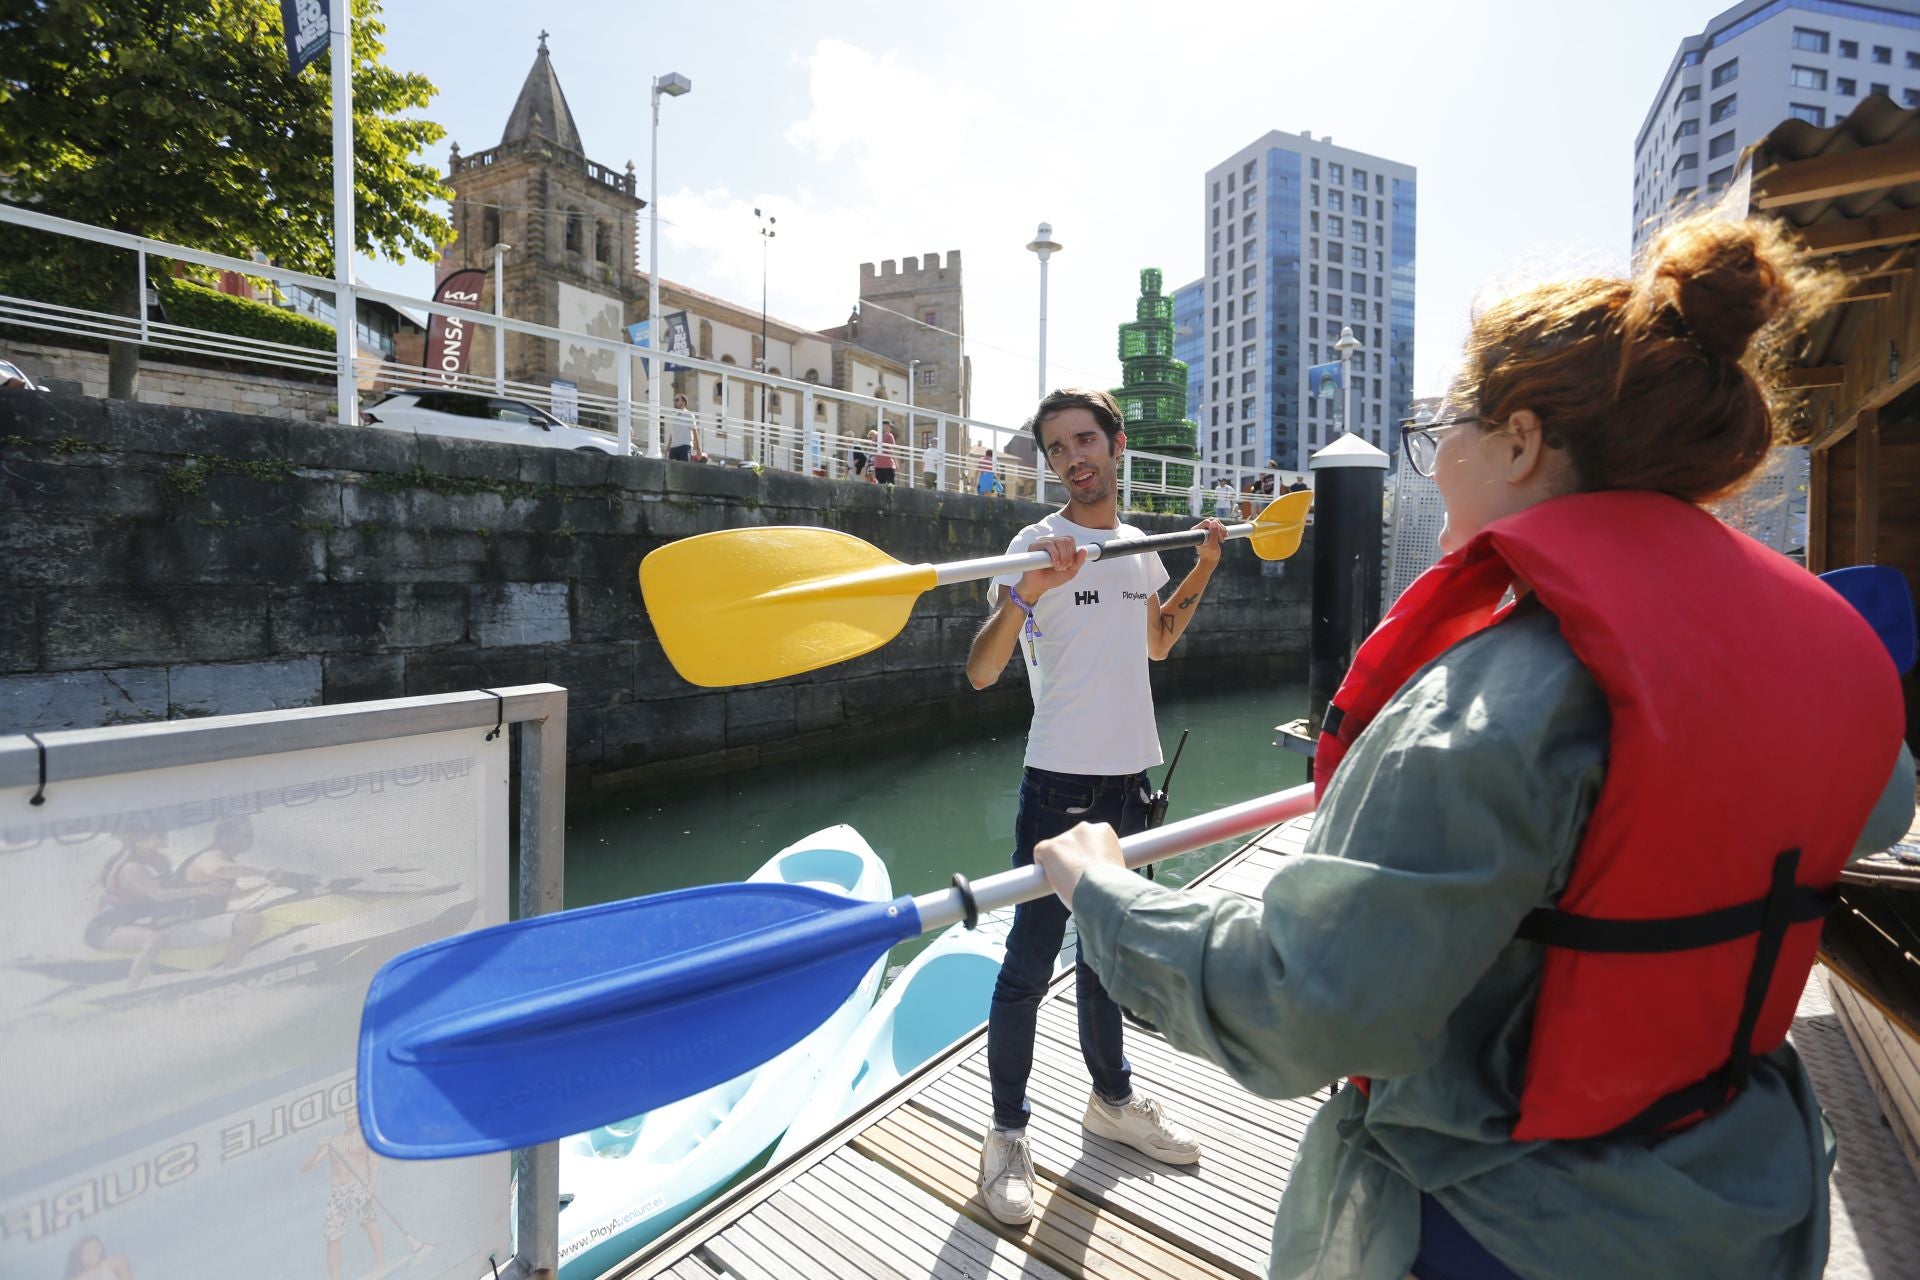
top-left (1514, 848), bottom-right (1827, 1138)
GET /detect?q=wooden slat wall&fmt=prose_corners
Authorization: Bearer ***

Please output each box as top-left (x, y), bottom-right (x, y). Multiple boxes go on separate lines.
top-left (1828, 265), bottom-right (1920, 434)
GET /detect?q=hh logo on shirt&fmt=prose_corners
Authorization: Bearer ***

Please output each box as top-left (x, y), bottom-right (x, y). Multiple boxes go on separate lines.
top-left (1074, 590), bottom-right (1099, 606)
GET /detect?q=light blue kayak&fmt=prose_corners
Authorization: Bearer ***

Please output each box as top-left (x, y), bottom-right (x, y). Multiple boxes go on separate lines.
top-left (556, 826), bottom-right (890, 1278)
top-left (769, 908), bottom-right (1072, 1165)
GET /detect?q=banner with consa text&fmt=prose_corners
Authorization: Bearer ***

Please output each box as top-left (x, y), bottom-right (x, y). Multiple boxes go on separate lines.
top-left (422, 269), bottom-right (489, 387)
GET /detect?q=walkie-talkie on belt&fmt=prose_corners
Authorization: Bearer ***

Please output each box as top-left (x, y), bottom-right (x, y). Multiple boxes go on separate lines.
top-left (1141, 729), bottom-right (1190, 880)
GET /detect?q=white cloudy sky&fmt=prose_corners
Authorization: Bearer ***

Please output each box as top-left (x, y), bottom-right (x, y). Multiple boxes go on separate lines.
top-left (357, 0), bottom-right (1728, 428)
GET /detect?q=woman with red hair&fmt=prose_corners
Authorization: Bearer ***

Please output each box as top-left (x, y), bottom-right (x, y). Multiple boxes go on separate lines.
top-left (1035, 213), bottom-right (1915, 1280)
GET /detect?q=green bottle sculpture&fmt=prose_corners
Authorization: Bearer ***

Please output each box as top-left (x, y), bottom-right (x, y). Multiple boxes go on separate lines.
top-left (1113, 268), bottom-right (1196, 512)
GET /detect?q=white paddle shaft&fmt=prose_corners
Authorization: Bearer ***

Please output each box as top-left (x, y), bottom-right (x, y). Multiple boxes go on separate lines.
top-left (931, 520), bottom-right (1258, 588)
top-left (911, 783), bottom-right (1316, 933)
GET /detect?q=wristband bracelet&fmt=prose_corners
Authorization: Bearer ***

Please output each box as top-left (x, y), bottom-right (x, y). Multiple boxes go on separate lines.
top-left (1007, 586), bottom-right (1043, 664)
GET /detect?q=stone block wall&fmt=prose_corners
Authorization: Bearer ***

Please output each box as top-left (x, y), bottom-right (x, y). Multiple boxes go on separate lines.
top-left (5, 339), bottom-right (337, 422)
top-left (0, 393), bottom-right (1310, 788)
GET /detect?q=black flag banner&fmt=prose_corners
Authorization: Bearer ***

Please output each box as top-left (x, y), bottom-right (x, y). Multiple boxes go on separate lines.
top-left (281, 0), bottom-right (328, 79)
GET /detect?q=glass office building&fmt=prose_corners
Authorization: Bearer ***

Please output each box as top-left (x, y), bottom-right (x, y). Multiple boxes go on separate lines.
top-left (1199, 131), bottom-right (1416, 474)
top-left (1172, 277), bottom-right (1205, 423)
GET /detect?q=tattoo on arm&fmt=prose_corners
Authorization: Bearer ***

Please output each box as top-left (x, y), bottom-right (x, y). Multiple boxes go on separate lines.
top-left (1176, 592), bottom-right (1199, 611)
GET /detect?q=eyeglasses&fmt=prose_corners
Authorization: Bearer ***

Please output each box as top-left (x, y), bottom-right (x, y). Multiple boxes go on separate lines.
top-left (1401, 415), bottom-right (1484, 477)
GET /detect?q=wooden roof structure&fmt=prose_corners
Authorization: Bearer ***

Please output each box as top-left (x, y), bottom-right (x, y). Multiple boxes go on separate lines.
top-left (1744, 94), bottom-right (1920, 585)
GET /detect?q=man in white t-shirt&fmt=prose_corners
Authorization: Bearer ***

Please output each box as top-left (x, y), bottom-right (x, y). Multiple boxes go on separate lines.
top-left (964, 387), bottom-right (1225, 1226)
top-left (666, 393), bottom-right (702, 462)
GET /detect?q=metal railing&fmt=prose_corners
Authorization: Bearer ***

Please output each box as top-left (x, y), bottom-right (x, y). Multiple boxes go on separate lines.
top-left (0, 202), bottom-right (1298, 512)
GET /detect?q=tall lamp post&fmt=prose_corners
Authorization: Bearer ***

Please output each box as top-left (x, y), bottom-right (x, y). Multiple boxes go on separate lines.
top-left (1333, 324), bottom-right (1361, 439)
top-left (491, 241), bottom-right (512, 395)
top-left (1027, 222), bottom-right (1061, 502)
top-left (756, 207), bottom-right (777, 431)
top-left (1025, 222), bottom-right (1062, 400)
top-left (648, 71), bottom-right (692, 458)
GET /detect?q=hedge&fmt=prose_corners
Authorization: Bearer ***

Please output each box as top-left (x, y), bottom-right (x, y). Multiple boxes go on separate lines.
top-left (154, 276), bottom-right (337, 353)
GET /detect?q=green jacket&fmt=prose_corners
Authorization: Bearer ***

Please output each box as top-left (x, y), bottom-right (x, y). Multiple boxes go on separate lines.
top-left (1074, 606), bottom-right (1916, 1280)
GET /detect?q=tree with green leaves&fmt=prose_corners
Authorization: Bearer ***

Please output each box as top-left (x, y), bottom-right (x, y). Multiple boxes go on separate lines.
top-left (0, 0), bottom-right (454, 397)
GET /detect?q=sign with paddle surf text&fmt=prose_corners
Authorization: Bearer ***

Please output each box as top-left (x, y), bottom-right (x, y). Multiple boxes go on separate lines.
top-left (0, 729), bottom-right (511, 1279)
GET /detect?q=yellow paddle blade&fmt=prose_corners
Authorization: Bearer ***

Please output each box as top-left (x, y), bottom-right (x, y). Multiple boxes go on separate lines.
top-left (1245, 490), bottom-right (1313, 560)
top-left (640, 527), bottom-right (939, 687)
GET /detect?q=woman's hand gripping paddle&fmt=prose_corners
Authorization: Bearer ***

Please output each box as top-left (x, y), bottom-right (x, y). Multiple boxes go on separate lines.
top-left (639, 490), bottom-right (1312, 687)
top-left (357, 783), bottom-right (1316, 1159)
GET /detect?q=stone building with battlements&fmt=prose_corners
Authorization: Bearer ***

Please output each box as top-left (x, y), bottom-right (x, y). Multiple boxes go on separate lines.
top-left (823, 253), bottom-right (971, 421)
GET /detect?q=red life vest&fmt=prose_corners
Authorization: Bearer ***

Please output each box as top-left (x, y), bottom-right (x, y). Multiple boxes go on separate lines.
top-left (1316, 490), bottom-right (1903, 1140)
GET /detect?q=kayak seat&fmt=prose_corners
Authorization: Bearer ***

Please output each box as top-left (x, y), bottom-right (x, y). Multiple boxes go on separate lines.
top-left (892, 952), bottom-right (1002, 1071)
top-left (773, 847), bottom-right (871, 894)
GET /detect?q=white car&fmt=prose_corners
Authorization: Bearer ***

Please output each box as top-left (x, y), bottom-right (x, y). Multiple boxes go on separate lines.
top-left (0, 358), bottom-right (48, 391)
top-left (364, 389), bottom-right (626, 454)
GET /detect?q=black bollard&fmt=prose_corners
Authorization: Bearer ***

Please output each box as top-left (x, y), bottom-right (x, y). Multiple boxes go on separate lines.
top-left (1276, 434), bottom-right (1389, 775)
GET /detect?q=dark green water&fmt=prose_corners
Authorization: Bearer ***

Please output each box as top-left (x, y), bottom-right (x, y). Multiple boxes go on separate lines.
top-left (562, 679), bottom-right (1308, 970)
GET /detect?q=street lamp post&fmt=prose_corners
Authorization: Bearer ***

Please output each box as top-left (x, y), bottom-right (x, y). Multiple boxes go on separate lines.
top-left (491, 241), bottom-right (512, 395)
top-left (1333, 324), bottom-right (1361, 439)
top-left (756, 208), bottom-right (777, 431)
top-left (648, 71), bottom-right (692, 458)
top-left (1025, 222), bottom-right (1062, 401)
top-left (1026, 222), bottom-right (1062, 503)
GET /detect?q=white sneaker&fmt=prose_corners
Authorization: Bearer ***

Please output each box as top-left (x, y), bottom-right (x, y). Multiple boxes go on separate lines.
top-left (977, 1126), bottom-right (1036, 1225)
top-left (1081, 1092), bottom-right (1201, 1165)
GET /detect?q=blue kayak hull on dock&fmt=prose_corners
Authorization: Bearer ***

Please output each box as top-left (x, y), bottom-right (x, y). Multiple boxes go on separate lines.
top-left (770, 907), bottom-right (1071, 1165)
top-left (556, 825), bottom-right (890, 1278)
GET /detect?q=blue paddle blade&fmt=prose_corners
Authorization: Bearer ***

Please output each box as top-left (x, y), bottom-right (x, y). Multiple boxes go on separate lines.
top-left (358, 883), bottom-right (920, 1159)
top-left (1822, 565), bottom-right (1917, 676)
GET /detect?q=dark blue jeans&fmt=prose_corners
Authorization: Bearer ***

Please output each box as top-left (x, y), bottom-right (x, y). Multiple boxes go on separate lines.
top-left (987, 766), bottom-right (1150, 1131)
top-left (1411, 1193), bottom-right (1523, 1280)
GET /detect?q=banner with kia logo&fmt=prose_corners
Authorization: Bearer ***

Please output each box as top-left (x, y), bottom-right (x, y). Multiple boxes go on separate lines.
top-left (423, 269), bottom-right (489, 387)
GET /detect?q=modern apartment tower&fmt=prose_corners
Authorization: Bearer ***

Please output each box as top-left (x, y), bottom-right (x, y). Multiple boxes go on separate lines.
top-left (1633, 0), bottom-right (1920, 252)
top-left (1197, 131), bottom-right (1415, 475)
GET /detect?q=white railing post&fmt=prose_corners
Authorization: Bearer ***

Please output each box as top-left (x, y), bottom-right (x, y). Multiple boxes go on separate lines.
top-left (755, 375), bottom-right (768, 466)
top-left (329, 0), bottom-right (358, 427)
top-left (136, 247), bottom-right (149, 343)
top-left (617, 351), bottom-right (633, 455)
top-left (802, 387), bottom-right (815, 474)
